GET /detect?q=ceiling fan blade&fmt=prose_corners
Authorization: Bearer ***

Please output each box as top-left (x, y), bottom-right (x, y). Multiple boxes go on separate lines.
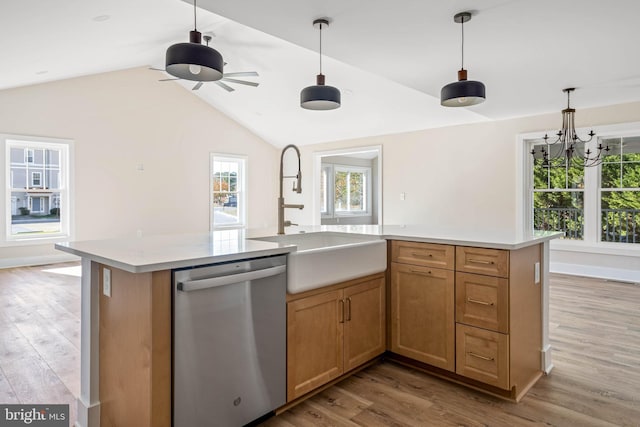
top-left (159, 78), bottom-right (180, 81)
top-left (223, 71), bottom-right (259, 77)
top-left (221, 78), bottom-right (259, 87)
top-left (192, 81), bottom-right (204, 91)
top-left (215, 81), bottom-right (235, 92)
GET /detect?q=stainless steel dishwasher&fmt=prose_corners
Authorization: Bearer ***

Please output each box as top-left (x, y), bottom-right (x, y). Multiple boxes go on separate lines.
top-left (172, 254), bottom-right (287, 427)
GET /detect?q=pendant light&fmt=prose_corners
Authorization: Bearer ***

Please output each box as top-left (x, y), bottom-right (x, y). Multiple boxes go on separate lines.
top-left (441, 12), bottom-right (486, 107)
top-left (165, 0), bottom-right (223, 82)
top-left (300, 18), bottom-right (341, 110)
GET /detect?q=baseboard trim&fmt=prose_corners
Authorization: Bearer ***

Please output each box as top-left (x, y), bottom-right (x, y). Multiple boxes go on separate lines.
top-left (550, 262), bottom-right (639, 284)
top-left (0, 253), bottom-right (79, 269)
top-left (75, 397), bottom-right (100, 427)
top-left (541, 344), bottom-right (554, 374)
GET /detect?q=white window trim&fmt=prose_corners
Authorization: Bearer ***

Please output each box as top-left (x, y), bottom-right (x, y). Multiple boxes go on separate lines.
top-left (2, 134), bottom-right (74, 246)
top-left (518, 122), bottom-right (640, 257)
top-left (210, 153), bottom-right (247, 230)
top-left (25, 148), bottom-right (34, 163)
top-left (320, 164), bottom-right (333, 218)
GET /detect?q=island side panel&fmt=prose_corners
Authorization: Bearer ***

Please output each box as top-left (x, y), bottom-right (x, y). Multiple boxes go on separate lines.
top-left (98, 265), bottom-right (171, 427)
top-left (509, 243), bottom-right (543, 399)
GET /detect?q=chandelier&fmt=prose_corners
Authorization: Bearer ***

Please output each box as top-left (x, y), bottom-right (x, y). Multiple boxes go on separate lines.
top-left (531, 88), bottom-right (609, 168)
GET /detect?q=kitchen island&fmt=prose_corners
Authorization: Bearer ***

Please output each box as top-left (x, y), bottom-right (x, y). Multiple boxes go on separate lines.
top-left (56, 227), bottom-right (560, 427)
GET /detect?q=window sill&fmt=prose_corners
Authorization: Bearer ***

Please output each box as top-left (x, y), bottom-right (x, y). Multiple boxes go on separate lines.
top-left (550, 239), bottom-right (640, 257)
top-left (1, 234), bottom-right (71, 247)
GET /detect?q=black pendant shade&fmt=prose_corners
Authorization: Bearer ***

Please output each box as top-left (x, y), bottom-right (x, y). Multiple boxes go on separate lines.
top-left (301, 74), bottom-right (341, 110)
top-left (300, 18), bottom-right (341, 110)
top-left (165, 1), bottom-right (224, 82)
top-left (441, 69), bottom-right (486, 107)
top-left (441, 12), bottom-right (486, 107)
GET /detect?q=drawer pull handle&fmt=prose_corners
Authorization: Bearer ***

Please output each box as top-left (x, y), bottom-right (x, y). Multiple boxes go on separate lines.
top-left (468, 258), bottom-right (494, 265)
top-left (467, 298), bottom-right (494, 306)
top-left (410, 269), bottom-right (432, 276)
top-left (411, 251), bottom-right (433, 258)
top-left (468, 352), bottom-right (494, 361)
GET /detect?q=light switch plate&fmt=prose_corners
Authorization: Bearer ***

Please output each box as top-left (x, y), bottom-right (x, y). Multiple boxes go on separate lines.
top-left (534, 262), bottom-right (540, 284)
top-left (103, 268), bottom-right (111, 297)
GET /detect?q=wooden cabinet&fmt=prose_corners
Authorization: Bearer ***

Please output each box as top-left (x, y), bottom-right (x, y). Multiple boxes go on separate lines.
top-left (287, 274), bottom-right (385, 401)
top-left (390, 240), bottom-right (544, 401)
top-left (390, 247), bottom-right (455, 371)
top-left (454, 244), bottom-right (543, 398)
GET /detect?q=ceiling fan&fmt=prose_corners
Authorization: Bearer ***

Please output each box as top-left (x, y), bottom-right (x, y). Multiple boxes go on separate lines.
top-left (153, 35), bottom-right (259, 92)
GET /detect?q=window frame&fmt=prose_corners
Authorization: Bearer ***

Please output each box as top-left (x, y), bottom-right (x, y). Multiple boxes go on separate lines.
top-left (320, 163), bottom-right (372, 218)
top-left (519, 122), bottom-right (640, 255)
top-left (210, 153), bottom-right (247, 230)
top-left (2, 135), bottom-right (73, 245)
top-left (31, 171), bottom-right (42, 187)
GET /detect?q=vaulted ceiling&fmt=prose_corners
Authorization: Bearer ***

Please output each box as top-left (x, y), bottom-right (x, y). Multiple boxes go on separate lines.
top-left (2, 0), bottom-right (640, 147)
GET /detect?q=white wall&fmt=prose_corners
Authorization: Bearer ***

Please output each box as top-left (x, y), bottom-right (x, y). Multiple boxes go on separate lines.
top-left (288, 101), bottom-right (640, 280)
top-left (0, 67), bottom-right (279, 266)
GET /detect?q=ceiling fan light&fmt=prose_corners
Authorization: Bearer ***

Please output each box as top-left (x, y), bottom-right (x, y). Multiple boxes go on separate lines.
top-left (165, 42), bottom-right (223, 82)
top-left (441, 79), bottom-right (486, 107)
top-left (300, 84), bottom-right (341, 110)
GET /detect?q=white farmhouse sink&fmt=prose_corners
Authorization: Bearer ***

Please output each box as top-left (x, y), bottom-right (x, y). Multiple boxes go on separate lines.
top-left (251, 232), bottom-right (387, 294)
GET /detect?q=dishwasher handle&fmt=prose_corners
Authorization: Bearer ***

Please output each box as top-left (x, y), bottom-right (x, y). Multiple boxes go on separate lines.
top-left (177, 265), bottom-right (286, 292)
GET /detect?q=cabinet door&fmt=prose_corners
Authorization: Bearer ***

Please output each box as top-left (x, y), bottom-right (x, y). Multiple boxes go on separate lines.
top-left (390, 262), bottom-right (455, 371)
top-left (287, 290), bottom-right (343, 401)
top-left (343, 276), bottom-right (386, 372)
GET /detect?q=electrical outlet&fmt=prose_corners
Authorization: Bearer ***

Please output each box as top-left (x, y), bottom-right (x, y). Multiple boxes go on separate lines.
top-left (534, 262), bottom-right (540, 284)
top-left (103, 268), bottom-right (111, 297)
top-left (400, 192), bottom-right (406, 201)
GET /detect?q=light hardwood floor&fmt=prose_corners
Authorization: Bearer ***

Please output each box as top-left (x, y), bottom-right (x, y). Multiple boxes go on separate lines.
top-left (0, 265), bottom-right (638, 427)
top-left (0, 262), bottom-right (80, 426)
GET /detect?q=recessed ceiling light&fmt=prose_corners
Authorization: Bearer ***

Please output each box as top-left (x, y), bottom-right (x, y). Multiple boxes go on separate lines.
top-left (92, 15), bottom-right (110, 22)
top-left (35, 70), bottom-right (48, 75)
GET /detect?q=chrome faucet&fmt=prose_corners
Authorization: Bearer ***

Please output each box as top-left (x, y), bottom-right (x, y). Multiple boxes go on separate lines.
top-left (278, 144), bottom-right (304, 234)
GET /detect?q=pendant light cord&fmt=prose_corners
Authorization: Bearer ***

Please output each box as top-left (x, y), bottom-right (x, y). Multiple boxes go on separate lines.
top-left (460, 17), bottom-right (465, 70)
top-left (319, 22), bottom-right (323, 75)
top-left (193, 0), bottom-right (197, 30)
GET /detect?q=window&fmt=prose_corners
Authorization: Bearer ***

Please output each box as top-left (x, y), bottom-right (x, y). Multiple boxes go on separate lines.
top-left (599, 137), bottom-right (640, 243)
top-left (525, 125), bottom-right (640, 246)
top-left (321, 164), bottom-right (371, 218)
top-left (211, 154), bottom-right (246, 229)
top-left (4, 137), bottom-right (72, 241)
top-left (334, 166), bottom-right (369, 215)
top-left (31, 171), bottom-right (42, 187)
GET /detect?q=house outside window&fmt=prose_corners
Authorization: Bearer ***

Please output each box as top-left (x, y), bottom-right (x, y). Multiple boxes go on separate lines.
top-left (525, 125), bottom-right (640, 246)
top-left (211, 154), bottom-right (246, 230)
top-left (4, 136), bottom-right (72, 242)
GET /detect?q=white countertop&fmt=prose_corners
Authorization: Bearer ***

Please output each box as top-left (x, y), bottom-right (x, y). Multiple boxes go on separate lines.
top-left (56, 226), bottom-right (562, 273)
top-left (55, 231), bottom-right (296, 273)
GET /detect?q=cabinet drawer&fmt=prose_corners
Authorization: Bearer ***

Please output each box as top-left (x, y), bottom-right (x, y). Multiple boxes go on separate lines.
top-left (456, 272), bottom-right (509, 333)
top-left (456, 247), bottom-right (509, 278)
top-left (456, 324), bottom-right (509, 390)
top-left (391, 241), bottom-right (454, 270)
